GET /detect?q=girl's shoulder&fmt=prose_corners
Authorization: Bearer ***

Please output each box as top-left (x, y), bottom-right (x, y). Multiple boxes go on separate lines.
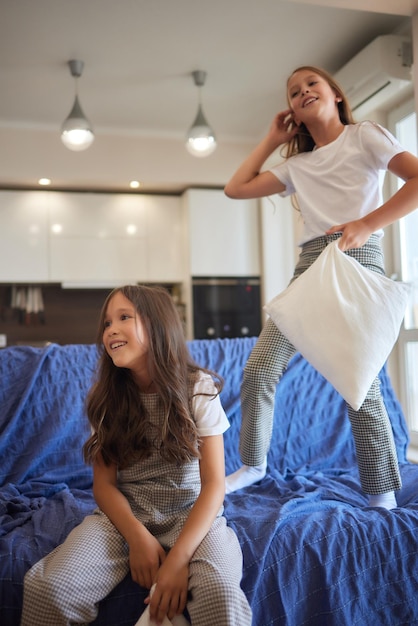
top-left (347, 121), bottom-right (403, 166)
top-left (192, 369), bottom-right (218, 394)
top-left (349, 120), bottom-right (397, 143)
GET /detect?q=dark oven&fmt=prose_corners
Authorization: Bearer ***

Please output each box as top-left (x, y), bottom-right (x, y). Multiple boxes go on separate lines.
top-left (192, 276), bottom-right (261, 339)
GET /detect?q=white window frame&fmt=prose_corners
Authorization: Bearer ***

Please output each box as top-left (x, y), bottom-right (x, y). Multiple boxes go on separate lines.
top-left (387, 99), bottom-right (418, 461)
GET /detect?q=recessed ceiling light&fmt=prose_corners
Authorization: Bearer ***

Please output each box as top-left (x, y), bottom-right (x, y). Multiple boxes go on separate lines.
top-left (129, 180), bottom-right (141, 189)
top-left (126, 224), bottom-right (137, 235)
top-left (38, 178), bottom-right (51, 186)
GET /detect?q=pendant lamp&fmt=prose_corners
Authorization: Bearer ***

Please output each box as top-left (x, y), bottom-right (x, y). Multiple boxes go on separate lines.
top-left (186, 70), bottom-right (216, 157)
top-left (61, 60), bottom-right (95, 151)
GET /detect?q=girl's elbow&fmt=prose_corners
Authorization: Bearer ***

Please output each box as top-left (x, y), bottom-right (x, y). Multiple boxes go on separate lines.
top-left (224, 184), bottom-right (237, 199)
top-left (224, 184), bottom-right (245, 199)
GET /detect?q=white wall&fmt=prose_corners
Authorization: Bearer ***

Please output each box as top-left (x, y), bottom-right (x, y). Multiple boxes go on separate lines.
top-left (259, 195), bottom-right (297, 314)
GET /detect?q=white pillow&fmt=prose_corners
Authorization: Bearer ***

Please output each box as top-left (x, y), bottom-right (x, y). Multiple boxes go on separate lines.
top-left (264, 239), bottom-right (410, 410)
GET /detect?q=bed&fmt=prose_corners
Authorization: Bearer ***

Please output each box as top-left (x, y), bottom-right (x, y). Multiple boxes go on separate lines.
top-left (1, 338), bottom-right (418, 625)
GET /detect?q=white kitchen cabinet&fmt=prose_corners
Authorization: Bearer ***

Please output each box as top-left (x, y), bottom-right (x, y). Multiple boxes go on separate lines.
top-left (48, 192), bottom-right (148, 238)
top-left (50, 237), bottom-right (148, 284)
top-left (48, 192), bottom-right (149, 283)
top-left (0, 191), bottom-right (49, 282)
top-left (184, 188), bottom-right (260, 276)
top-left (48, 192), bottom-right (185, 284)
top-left (147, 196), bottom-right (185, 282)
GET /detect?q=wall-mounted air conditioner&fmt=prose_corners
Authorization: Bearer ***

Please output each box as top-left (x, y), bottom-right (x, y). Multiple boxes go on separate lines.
top-left (334, 34), bottom-right (413, 117)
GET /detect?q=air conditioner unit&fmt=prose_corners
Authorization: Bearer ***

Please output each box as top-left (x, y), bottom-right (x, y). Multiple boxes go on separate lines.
top-left (334, 34), bottom-right (413, 116)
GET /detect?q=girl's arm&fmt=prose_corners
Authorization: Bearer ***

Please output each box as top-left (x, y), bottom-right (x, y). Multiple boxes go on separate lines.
top-left (148, 433), bottom-right (226, 625)
top-left (224, 109), bottom-right (297, 199)
top-left (327, 150), bottom-right (418, 251)
top-left (93, 455), bottom-right (166, 589)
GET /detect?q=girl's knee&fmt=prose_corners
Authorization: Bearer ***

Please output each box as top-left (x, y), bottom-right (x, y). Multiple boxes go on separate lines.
top-left (23, 563), bottom-right (39, 597)
top-left (191, 558), bottom-right (242, 599)
top-left (22, 563), bottom-right (63, 625)
top-left (24, 560), bottom-right (52, 596)
top-left (364, 376), bottom-right (381, 400)
top-left (189, 575), bottom-right (251, 625)
top-left (243, 339), bottom-right (293, 385)
top-left (243, 356), bottom-right (279, 385)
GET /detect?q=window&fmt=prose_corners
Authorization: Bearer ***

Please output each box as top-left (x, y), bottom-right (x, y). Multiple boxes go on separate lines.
top-left (388, 100), bottom-right (418, 456)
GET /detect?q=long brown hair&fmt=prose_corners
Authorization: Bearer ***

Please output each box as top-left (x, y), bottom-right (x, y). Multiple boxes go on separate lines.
top-left (83, 284), bottom-right (223, 468)
top-left (283, 65), bottom-right (356, 158)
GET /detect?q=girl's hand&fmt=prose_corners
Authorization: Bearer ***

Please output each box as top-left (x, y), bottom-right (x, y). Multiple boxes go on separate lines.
top-left (128, 528), bottom-right (167, 590)
top-left (326, 219), bottom-right (373, 251)
top-left (268, 109), bottom-right (298, 146)
top-left (146, 559), bottom-right (189, 625)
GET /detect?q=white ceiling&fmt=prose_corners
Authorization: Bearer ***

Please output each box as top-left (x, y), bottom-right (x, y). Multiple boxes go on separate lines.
top-left (0, 0), bottom-right (413, 193)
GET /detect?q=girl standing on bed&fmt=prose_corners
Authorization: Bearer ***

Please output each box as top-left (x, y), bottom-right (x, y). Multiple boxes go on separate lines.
top-left (224, 65), bottom-right (418, 510)
top-left (21, 285), bottom-right (252, 626)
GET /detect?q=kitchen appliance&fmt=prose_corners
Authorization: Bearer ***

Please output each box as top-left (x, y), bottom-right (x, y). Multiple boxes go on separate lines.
top-left (192, 277), bottom-right (261, 339)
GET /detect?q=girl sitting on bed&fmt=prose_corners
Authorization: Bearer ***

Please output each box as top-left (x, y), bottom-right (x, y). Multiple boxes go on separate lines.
top-left (21, 284), bottom-right (252, 626)
top-left (224, 65), bottom-right (418, 510)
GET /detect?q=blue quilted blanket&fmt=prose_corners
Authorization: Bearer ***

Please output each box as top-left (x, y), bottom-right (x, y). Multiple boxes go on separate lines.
top-left (1, 339), bottom-right (417, 625)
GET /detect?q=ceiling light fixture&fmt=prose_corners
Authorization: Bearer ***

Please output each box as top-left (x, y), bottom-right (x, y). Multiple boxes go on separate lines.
top-left (186, 70), bottom-right (216, 157)
top-left (61, 59), bottom-right (95, 151)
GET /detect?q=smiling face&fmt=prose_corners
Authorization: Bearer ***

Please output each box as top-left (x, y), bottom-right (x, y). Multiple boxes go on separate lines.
top-left (102, 291), bottom-right (150, 382)
top-left (287, 68), bottom-right (342, 127)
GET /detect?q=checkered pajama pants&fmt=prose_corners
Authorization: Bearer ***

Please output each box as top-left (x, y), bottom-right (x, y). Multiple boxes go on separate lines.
top-left (239, 233), bottom-right (402, 496)
top-left (21, 512), bottom-right (252, 626)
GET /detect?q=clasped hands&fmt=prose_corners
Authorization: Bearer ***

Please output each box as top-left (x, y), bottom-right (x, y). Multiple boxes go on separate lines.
top-left (129, 530), bottom-right (188, 625)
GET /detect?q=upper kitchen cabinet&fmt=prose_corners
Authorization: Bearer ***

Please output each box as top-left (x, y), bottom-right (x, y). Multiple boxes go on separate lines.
top-left (48, 192), bottom-right (185, 284)
top-left (0, 191), bottom-right (49, 282)
top-left (48, 192), bottom-right (149, 284)
top-left (0, 190), bottom-right (186, 285)
top-left (146, 195), bottom-right (186, 283)
top-left (183, 188), bottom-right (260, 277)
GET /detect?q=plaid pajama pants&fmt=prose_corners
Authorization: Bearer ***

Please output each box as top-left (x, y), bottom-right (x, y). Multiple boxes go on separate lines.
top-left (21, 394), bottom-right (252, 626)
top-left (240, 233), bottom-right (402, 495)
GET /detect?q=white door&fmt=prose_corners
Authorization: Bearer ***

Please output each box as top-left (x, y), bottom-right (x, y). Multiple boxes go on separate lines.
top-left (388, 101), bottom-right (418, 457)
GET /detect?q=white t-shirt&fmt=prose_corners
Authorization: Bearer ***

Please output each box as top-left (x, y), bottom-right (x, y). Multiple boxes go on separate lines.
top-left (270, 121), bottom-right (405, 246)
top-left (192, 372), bottom-right (230, 437)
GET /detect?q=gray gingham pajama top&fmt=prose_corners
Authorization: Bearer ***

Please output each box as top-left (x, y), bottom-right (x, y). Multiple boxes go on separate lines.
top-left (240, 233), bottom-right (402, 496)
top-left (21, 375), bottom-right (252, 626)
